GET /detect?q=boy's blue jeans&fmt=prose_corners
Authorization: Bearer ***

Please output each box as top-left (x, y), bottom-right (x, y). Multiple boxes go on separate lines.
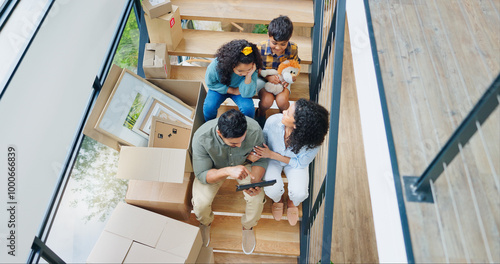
top-left (203, 90), bottom-right (255, 121)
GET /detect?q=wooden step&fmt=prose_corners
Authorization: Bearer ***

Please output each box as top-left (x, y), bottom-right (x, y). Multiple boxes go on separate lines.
top-left (211, 178), bottom-right (303, 219)
top-left (171, 0), bottom-right (314, 27)
top-left (186, 214), bottom-right (300, 256)
top-left (170, 29), bottom-right (312, 64)
top-left (169, 65), bottom-right (310, 101)
top-left (214, 250), bottom-right (298, 263)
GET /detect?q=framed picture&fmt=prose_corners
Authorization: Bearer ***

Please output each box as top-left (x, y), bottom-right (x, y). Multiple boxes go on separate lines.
top-left (95, 69), bottom-right (194, 147)
top-left (132, 98), bottom-right (192, 138)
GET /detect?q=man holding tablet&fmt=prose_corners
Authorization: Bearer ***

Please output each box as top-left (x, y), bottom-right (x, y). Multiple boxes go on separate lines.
top-left (191, 109), bottom-right (268, 255)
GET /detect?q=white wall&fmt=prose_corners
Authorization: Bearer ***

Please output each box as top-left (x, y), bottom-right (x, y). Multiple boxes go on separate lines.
top-left (0, 0), bottom-right (127, 262)
top-left (347, 0), bottom-right (408, 263)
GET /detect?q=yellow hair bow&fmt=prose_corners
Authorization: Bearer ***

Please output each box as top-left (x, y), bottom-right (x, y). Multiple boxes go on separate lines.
top-left (242, 46), bottom-right (253, 56)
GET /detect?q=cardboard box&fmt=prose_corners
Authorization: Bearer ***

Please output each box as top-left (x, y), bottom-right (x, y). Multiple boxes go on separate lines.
top-left (145, 5), bottom-right (183, 50)
top-left (196, 247), bottom-right (215, 264)
top-left (116, 146), bottom-right (192, 183)
top-left (83, 65), bottom-right (206, 151)
top-left (87, 203), bottom-right (202, 263)
top-left (125, 172), bottom-right (194, 221)
top-left (142, 0), bottom-right (172, 19)
top-left (144, 43), bottom-right (171, 79)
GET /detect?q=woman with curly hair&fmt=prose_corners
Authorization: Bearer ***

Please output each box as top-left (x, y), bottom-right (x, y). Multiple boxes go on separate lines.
top-left (203, 39), bottom-right (263, 121)
top-left (253, 99), bottom-right (329, 226)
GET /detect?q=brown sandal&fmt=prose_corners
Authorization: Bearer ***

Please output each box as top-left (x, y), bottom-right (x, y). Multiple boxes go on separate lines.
top-left (287, 200), bottom-right (299, 226)
top-left (271, 202), bottom-right (284, 221)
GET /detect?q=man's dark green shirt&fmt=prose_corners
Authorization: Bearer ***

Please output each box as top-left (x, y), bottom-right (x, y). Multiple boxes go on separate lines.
top-left (192, 117), bottom-right (268, 184)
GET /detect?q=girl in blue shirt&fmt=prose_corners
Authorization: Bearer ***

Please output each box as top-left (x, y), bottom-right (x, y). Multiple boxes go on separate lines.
top-left (254, 99), bottom-right (329, 226)
top-left (203, 39), bottom-right (263, 122)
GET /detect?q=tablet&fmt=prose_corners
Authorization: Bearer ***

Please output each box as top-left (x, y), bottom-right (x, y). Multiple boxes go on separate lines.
top-left (236, 180), bottom-right (277, 191)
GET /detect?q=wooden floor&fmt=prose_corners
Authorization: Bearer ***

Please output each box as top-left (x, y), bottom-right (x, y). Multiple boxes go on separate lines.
top-left (369, 0), bottom-right (500, 262)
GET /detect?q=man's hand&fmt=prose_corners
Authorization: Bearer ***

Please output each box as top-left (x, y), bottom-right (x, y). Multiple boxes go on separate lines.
top-left (244, 186), bottom-right (262, 196)
top-left (226, 165), bottom-right (252, 180)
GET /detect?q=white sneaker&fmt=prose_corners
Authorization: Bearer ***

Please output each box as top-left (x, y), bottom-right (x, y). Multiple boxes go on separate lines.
top-left (242, 227), bottom-right (256, 254)
top-left (200, 224), bottom-right (210, 247)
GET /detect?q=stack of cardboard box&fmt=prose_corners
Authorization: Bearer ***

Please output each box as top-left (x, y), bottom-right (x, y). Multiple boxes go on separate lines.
top-left (87, 203), bottom-right (213, 263)
top-left (83, 64), bottom-right (209, 262)
top-left (142, 0), bottom-right (184, 83)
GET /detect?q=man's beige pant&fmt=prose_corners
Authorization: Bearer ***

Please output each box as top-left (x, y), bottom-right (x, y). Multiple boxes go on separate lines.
top-left (192, 172), bottom-right (266, 230)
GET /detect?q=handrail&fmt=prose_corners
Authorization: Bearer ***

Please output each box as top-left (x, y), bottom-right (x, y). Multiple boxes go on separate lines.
top-left (309, 7), bottom-right (337, 102)
top-left (301, 0), bottom-right (347, 262)
top-left (404, 73), bottom-right (500, 203)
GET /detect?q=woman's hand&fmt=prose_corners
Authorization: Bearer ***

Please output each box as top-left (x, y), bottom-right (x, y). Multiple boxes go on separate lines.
top-left (254, 143), bottom-right (274, 159)
top-left (227, 87), bottom-right (240, 95)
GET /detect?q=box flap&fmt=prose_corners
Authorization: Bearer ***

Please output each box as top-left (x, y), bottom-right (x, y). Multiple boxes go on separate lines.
top-left (123, 242), bottom-right (186, 263)
top-left (105, 203), bottom-right (167, 246)
top-left (117, 147), bottom-right (187, 183)
top-left (86, 231), bottom-right (133, 263)
top-left (156, 218), bottom-right (202, 262)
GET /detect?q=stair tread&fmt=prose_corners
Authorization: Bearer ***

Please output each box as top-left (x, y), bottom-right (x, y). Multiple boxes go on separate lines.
top-left (214, 250), bottom-right (298, 263)
top-left (171, 0), bottom-right (314, 27)
top-left (187, 214), bottom-right (300, 256)
top-left (212, 178), bottom-right (303, 219)
top-left (169, 29), bottom-right (312, 64)
top-left (169, 65), bottom-right (310, 101)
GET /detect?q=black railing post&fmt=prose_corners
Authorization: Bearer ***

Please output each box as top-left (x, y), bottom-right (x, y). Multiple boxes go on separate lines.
top-left (310, 0), bottom-right (325, 102)
top-left (404, 74), bottom-right (500, 203)
top-left (321, 0), bottom-right (346, 263)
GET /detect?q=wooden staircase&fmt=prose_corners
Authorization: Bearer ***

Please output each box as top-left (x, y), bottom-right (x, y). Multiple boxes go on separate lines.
top-left (158, 0), bottom-right (314, 262)
top-left (166, 0), bottom-right (312, 103)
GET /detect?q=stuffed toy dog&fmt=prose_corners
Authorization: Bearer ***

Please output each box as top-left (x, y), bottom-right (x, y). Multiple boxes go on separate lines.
top-left (260, 60), bottom-right (301, 95)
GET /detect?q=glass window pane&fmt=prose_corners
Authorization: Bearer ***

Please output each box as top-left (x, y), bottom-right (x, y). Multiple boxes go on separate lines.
top-left (0, 0), bottom-right (50, 90)
top-left (44, 136), bottom-right (128, 262)
top-left (43, 8), bottom-right (139, 262)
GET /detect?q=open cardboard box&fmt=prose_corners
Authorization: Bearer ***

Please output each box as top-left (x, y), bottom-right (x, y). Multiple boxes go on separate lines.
top-left (125, 173), bottom-right (194, 221)
top-left (142, 0), bottom-right (173, 19)
top-left (83, 64), bottom-right (206, 151)
top-left (143, 43), bottom-right (171, 79)
top-left (144, 5), bottom-right (183, 50)
top-left (87, 202), bottom-right (202, 263)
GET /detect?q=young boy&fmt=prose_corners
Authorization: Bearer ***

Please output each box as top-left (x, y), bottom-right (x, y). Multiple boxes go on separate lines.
top-left (255, 15), bottom-right (300, 127)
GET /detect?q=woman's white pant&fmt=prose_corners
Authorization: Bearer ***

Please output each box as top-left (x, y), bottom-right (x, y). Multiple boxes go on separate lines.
top-left (263, 159), bottom-right (309, 206)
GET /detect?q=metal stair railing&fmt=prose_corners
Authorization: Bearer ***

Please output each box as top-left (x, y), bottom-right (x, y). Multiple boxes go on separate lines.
top-left (403, 74), bottom-right (500, 203)
top-left (300, 0), bottom-right (346, 263)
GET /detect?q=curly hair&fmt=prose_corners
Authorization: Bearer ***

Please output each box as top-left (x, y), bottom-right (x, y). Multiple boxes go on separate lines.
top-left (268, 15), bottom-right (294, 41)
top-left (215, 39), bottom-right (263, 86)
top-left (218, 109), bottom-right (247, 138)
top-left (286, 99), bottom-right (329, 154)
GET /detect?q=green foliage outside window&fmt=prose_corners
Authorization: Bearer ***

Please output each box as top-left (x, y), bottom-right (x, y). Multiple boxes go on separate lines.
top-left (113, 9), bottom-right (139, 72)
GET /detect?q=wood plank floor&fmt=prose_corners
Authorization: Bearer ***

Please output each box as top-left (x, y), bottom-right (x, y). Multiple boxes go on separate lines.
top-left (171, 0), bottom-right (314, 27)
top-left (368, 0), bottom-right (500, 262)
